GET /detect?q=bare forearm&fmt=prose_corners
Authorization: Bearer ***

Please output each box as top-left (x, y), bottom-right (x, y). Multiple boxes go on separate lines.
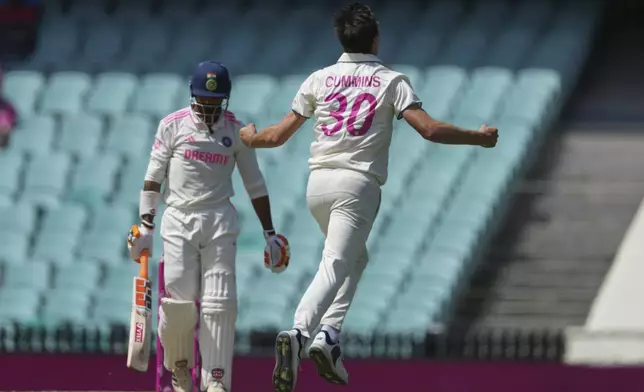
top-left (142, 181), bottom-right (162, 224)
top-left (422, 121), bottom-right (485, 145)
top-left (250, 195), bottom-right (275, 232)
top-left (248, 124), bottom-right (287, 148)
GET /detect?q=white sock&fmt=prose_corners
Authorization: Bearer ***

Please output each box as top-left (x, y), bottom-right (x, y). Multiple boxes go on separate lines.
top-left (321, 324), bottom-right (340, 344)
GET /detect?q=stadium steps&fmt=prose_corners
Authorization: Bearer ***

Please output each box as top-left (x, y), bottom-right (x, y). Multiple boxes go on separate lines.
top-left (449, 128), bottom-right (644, 330)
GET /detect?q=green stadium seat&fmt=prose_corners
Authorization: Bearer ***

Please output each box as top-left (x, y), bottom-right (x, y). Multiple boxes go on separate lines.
top-left (246, 274), bottom-right (300, 309)
top-left (267, 74), bottom-right (307, 117)
top-left (0, 202), bottom-right (37, 235)
top-left (341, 307), bottom-right (381, 334)
top-left (383, 308), bottom-right (436, 336)
top-left (237, 303), bottom-right (290, 332)
top-left (228, 74), bottom-right (279, 119)
top-left (40, 72), bottom-right (92, 116)
top-left (8, 115), bottom-right (56, 156)
top-left (286, 213), bottom-right (323, 249)
top-left (390, 65), bottom-right (423, 91)
top-left (453, 67), bottom-right (513, 123)
top-left (87, 73), bottom-right (139, 116)
top-left (80, 22), bottom-right (124, 71)
top-left (3, 261), bottom-right (51, 291)
top-left (398, 280), bottom-right (451, 310)
top-left (357, 274), bottom-right (402, 305)
top-left (2, 71), bottom-right (45, 117)
top-left (92, 293), bottom-right (131, 324)
top-left (439, 26), bottom-right (489, 68)
top-left (0, 287), bottom-right (41, 324)
top-left (0, 233), bottom-right (30, 264)
top-left (119, 22), bottom-right (168, 73)
top-left (80, 204), bottom-right (134, 263)
top-left (32, 234), bottom-right (78, 266)
top-left (58, 113), bottom-right (103, 158)
top-left (67, 0), bottom-right (107, 22)
top-left (27, 23), bottom-right (80, 72)
top-left (419, 66), bottom-right (467, 120)
top-left (513, 1), bottom-right (554, 28)
top-left (105, 114), bottom-right (154, 160)
top-left (112, 1), bottom-right (153, 24)
top-left (428, 223), bottom-right (480, 262)
top-left (116, 156), bottom-right (149, 207)
top-left (483, 27), bottom-right (538, 69)
top-left (54, 263), bottom-right (101, 291)
top-left (517, 68), bottom-right (562, 96)
top-left (41, 202), bottom-right (88, 236)
top-left (0, 150), bottom-right (23, 200)
top-left (104, 263), bottom-right (139, 295)
top-left (41, 288), bottom-right (92, 326)
top-left (67, 153), bottom-right (121, 210)
top-left (132, 74), bottom-right (183, 118)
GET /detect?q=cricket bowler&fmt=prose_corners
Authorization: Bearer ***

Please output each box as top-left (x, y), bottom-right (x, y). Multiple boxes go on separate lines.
top-left (127, 61), bottom-right (290, 392)
top-left (238, 3), bottom-right (498, 391)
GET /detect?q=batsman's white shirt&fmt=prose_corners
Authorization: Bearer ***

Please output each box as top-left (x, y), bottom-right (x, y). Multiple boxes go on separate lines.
top-left (292, 52), bottom-right (421, 186)
top-left (146, 107), bottom-right (268, 208)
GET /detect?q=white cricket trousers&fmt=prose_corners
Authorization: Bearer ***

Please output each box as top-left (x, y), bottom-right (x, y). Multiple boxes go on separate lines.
top-left (160, 201), bottom-right (239, 390)
top-left (293, 168), bottom-right (381, 338)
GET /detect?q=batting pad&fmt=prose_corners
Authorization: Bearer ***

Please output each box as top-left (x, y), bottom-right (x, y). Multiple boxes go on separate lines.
top-left (159, 298), bottom-right (198, 371)
top-left (199, 270), bottom-right (237, 390)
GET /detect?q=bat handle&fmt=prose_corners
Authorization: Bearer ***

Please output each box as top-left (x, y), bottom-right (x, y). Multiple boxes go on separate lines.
top-left (139, 249), bottom-right (149, 280)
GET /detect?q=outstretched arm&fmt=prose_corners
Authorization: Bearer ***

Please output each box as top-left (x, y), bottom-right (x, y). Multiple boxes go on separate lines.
top-left (239, 111), bottom-right (308, 148)
top-left (402, 104), bottom-right (497, 147)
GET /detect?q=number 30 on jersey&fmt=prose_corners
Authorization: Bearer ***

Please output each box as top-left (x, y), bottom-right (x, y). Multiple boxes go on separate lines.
top-left (322, 92), bottom-right (377, 137)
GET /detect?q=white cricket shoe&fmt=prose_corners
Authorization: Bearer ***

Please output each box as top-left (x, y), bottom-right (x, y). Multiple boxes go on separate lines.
top-left (273, 329), bottom-right (303, 392)
top-left (308, 331), bottom-right (349, 385)
top-left (171, 361), bottom-right (193, 392)
top-left (206, 381), bottom-right (227, 392)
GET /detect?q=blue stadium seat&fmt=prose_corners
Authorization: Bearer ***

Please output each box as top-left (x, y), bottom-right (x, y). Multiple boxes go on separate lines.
top-left (439, 26), bottom-right (490, 68)
top-left (22, 151), bottom-right (72, 208)
top-left (0, 150), bottom-right (24, 201)
top-left (517, 69), bottom-right (562, 96)
top-left (8, 115), bottom-right (56, 157)
top-left (33, 203), bottom-right (88, 265)
top-left (482, 27), bottom-right (538, 69)
top-left (228, 74), bottom-right (279, 120)
top-left (41, 288), bottom-right (92, 326)
top-left (268, 74), bottom-right (308, 117)
top-left (67, 153), bottom-right (121, 210)
top-left (87, 73), bottom-right (139, 116)
top-left (390, 65), bottom-right (423, 91)
top-left (418, 0), bottom-right (463, 33)
top-left (103, 263), bottom-right (139, 292)
top-left (58, 113), bottom-right (103, 158)
top-left (0, 287), bottom-right (41, 324)
top-left (158, 0), bottom-right (198, 23)
top-left (513, 0), bottom-right (554, 28)
top-left (40, 72), bottom-right (92, 116)
top-left (67, 0), bottom-right (108, 23)
top-left (2, 70), bottom-right (45, 117)
top-left (112, 0), bottom-right (153, 24)
top-left (132, 74), bottom-right (183, 118)
top-left (160, 21), bottom-right (219, 75)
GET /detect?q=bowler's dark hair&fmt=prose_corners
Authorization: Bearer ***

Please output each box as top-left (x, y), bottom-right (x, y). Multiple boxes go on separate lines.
top-left (333, 3), bottom-right (379, 54)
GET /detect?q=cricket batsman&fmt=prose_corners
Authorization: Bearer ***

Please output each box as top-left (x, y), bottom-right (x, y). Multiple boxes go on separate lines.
top-left (127, 61), bottom-right (290, 392)
top-left (238, 3), bottom-right (498, 391)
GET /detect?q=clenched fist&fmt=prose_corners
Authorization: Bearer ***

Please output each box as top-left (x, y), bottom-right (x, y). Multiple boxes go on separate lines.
top-left (478, 125), bottom-right (498, 148)
top-left (127, 223), bottom-right (154, 262)
top-left (240, 123), bottom-right (257, 147)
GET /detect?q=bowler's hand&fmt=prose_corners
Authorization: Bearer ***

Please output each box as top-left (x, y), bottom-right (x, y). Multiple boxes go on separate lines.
top-left (240, 123), bottom-right (257, 147)
top-left (478, 125), bottom-right (499, 148)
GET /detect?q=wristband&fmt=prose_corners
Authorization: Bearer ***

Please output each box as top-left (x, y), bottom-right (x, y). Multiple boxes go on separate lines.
top-left (140, 190), bottom-right (161, 220)
top-left (263, 229), bottom-right (276, 240)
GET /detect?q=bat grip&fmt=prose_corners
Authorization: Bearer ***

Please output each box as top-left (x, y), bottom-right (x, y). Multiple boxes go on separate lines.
top-left (139, 249), bottom-right (149, 280)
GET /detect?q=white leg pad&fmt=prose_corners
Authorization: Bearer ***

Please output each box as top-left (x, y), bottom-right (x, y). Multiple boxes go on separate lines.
top-left (199, 270), bottom-right (237, 390)
top-left (159, 298), bottom-right (198, 371)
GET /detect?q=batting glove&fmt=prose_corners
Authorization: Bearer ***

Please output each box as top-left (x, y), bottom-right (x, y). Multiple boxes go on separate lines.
top-left (127, 222), bottom-right (154, 262)
top-left (263, 229), bottom-right (290, 274)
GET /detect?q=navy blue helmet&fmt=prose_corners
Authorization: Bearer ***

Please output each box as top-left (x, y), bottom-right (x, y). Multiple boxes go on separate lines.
top-left (189, 61), bottom-right (232, 126)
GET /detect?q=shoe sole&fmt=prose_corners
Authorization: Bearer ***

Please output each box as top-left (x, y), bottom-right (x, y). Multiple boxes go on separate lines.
top-left (273, 332), bottom-right (296, 392)
top-left (309, 346), bottom-right (348, 385)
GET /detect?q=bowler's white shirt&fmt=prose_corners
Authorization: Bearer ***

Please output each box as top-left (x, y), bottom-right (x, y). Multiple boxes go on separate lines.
top-left (292, 53), bottom-right (421, 185)
top-left (145, 108), bottom-right (267, 209)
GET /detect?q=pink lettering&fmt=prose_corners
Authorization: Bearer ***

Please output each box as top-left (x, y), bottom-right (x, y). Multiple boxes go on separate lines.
top-left (184, 149), bottom-right (191, 159)
top-left (325, 75), bottom-right (382, 88)
top-left (205, 152), bottom-right (213, 163)
top-left (183, 149), bottom-right (230, 165)
top-left (191, 150), bottom-right (199, 160)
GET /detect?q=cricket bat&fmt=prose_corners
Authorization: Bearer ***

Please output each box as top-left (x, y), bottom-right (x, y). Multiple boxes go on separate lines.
top-left (127, 249), bottom-right (152, 372)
